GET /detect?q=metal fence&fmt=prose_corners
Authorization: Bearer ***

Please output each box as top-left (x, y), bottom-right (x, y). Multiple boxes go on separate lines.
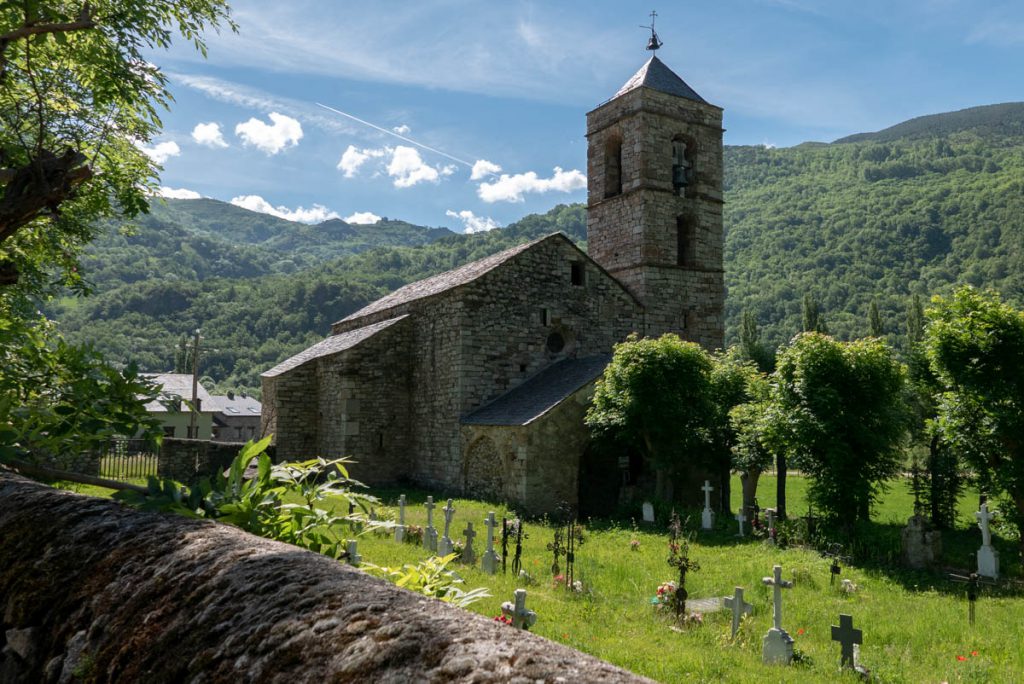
top-left (97, 439), bottom-right (159, 482)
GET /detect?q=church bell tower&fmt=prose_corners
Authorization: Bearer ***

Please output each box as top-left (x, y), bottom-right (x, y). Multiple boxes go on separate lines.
top-left (586, 43), bottom-right (725, 350)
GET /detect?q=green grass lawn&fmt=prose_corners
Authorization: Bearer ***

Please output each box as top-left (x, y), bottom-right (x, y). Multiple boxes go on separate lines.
top-left (64, 474), bottom-right (1022, 683)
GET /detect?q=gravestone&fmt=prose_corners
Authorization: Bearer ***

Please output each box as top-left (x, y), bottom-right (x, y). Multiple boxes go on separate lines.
top-left (761, 564), bottom-right (795, 665)
top-left (831, 614), bottom-right (863, 670)
top-left (976, 503), bottom-right (999, 579)
top-left (345, 539), bottom-right (361, 567)
top-left (642, 501), bottom-right (655, 524)
top-left (724, 586), bottom-right (753, 639)
top-left (765, 508), bottom-right (777, 544)
top-left (901, 514), bottom-right (942, 569)
top-left (462, 522), bottom-right (477, 565)
top-left (423, 496), bottom-right (438, 553)
top-left (735, 510), bottom-right (746, 537)
top-left (438, 499), bottom-right (455, 557)
top-left (481, 512), bottom-right (500, 574)
top-left (500, 589), bottom-right (538, 630)
top-left (701, 481), bottom-right (715, 530)
top-left (395, 494), bottom-right (407, 543)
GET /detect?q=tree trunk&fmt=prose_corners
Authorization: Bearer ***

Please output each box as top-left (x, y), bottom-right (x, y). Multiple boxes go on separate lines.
top-left (719, 462), bottom-right (731, 514)
top-left (655, 467), bottom-right (673, 502)
top-left (741, 467), bottom-right (762, 519)
top-left (776, 452), bottom-right (787, 519)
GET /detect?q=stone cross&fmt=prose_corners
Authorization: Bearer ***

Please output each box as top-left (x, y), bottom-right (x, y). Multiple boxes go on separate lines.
top-left (462, 522), bottom-right (477, 564)
top-left (500, 589), bottom-right (538, 630)
top-left (766, 508), bottom-right (777, 543)
top-left (701, 481), bottom-right (715, 530)
top-left (481, 511), bottom-right (500, 574)
top-left (423, 496), bottom-right (438, 553)
top-left (438, 499), bottom-right (455, 557)
top-left (724, 586), bottom-right (752, 639)
top-left (642, 501), bottom-right (655, 523)
top-left (735, 510), bottom-right (746, 537)
top-left (761, 564), bottom-right (795, 665)
top-left (345, 539), bottom-right (361, 567)
top-left (975, 503), bottom-right (1000, 578)
top-left (831, 614), bottom-right (863, 670)
top-left (394, 494), bottom-right (407, 543)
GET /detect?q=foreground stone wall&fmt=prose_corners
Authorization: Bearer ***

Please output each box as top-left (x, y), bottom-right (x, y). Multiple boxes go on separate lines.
top-left (0, 473), bottom-right (651, 683)
top-left (157, 438), bottom-right (263, 482)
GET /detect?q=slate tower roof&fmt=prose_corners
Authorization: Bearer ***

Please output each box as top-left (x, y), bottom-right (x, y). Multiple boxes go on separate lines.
top-left (614, 55), bottom-right (707, 103)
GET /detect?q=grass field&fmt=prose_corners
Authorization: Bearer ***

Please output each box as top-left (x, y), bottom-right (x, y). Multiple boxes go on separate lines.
top-left (62, 473), bottom-right (1022, 683)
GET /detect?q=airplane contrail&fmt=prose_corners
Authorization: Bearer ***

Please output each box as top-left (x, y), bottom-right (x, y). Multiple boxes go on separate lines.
top-left (316, 102), bottom-right (473, 168)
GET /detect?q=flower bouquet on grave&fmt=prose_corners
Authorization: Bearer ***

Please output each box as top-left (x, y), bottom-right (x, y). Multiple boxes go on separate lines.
top-left (493, 614), bottom-right (513, 626)
top-left (403, 524), bottom-right (424, 545)
top-left (652, 580), bottom-right (678, 611)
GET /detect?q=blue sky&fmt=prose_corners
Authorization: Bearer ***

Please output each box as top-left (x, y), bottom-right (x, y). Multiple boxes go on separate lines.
top-left (145, 0), bottom-right (1024, 232)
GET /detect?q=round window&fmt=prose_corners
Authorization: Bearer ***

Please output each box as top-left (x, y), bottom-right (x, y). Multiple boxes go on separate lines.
top-left (546, 331), bottom-right (565, 353)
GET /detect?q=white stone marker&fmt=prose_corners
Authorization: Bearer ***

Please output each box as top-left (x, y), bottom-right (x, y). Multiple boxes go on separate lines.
top-left (438, 499), bottom-right (455, 557)
top-left (701, 480), bottom-right (715, 530)
top-left (642, 501), bottom-right (655, 523)
top-left (761, 564), bottom-right (795, 665)
top-left (735, 510), bottom-right (747, 537)
top-left (345, 539), bottom-right (362, 567)
top-left (423, 496), bottom-right (438, 553)
top-left (724, 586), bottom-right (753, 639)
top-left (395, 494), bottom-right (407, 543)
top-left (481, 511), bottom-right (500, 574)
top-left (462, 522), bottom-right (477, 564)
top-left (976, 502), bottom-right (1000, 579)
top-left (501, 589), bottom-right (538, 630)
top-left (766, 508), bottom-right (777, 544)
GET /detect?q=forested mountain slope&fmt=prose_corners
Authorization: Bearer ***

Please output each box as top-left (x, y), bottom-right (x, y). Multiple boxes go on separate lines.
top-left (51, 104), bottom-right (1024, 393)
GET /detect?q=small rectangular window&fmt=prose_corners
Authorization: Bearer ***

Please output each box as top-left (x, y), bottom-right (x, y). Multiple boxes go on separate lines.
top-left (540, 308), bottom-right (549, 326)
top-left (571, 261), bottom-right (584, 286)
top-left (164, 426), bottom-right (176, 438)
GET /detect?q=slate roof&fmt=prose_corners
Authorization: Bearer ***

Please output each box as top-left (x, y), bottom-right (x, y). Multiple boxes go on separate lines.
top-left (142, 373), bottom-right (214, 412)
top-left (261, 315), bottom-right (409, 378)
top-left (207, 392), bottom-right (262, 417)
top-left (336, 235), bottom-right (553, 326)
top-left (461, 354), bottom-right (611, 427)
top-left (614, 55), bottom-right (706, 103)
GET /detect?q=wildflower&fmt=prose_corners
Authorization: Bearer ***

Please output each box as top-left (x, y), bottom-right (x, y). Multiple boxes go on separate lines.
top-left (493, 614), bottom-right (512, 625)
top-left (971, 651), bottom-right (979, 657)
top-left (957, 655), bottom-right (967, 662)
top-left (797, 628), bottom-right (805, 635)
top-left (630, 539), bottom-right (641, 551)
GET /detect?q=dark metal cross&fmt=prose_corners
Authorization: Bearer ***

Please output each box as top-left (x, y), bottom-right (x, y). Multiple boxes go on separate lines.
top-left (640, 10), bottom-right (663, 52)
top-left (823, 542), bottom-right (851, 587)
top-left (512, 521), bottom-right (525, 576)
top-left (949, 570), bottom-right (996, 626)
top-left (501, 517), bottom-right (509, 575)
top-left (831, 614), bottom-right (863, 669)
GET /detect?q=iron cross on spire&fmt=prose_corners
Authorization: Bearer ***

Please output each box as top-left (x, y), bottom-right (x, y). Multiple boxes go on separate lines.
top-left (641, 10), bottom-right (663, 52)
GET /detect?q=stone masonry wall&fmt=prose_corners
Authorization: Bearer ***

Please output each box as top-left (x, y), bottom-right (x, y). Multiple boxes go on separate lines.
top-left (262, 361), bottom-right (318, 461)
top-left (0, 473), bottom-right (652, 683)
top-left (157, 438), bottom-right (266, 482)
top-left (586, 86), bottom-right (725, 349)
top-left (313, 317), bottom-right (414, 485)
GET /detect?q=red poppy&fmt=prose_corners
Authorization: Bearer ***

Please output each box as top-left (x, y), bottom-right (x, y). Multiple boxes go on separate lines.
top-left (971, 651), bottom-right (979, 657)
top-left (957, 655), bottom-right (967, 662)
top-left (797, 628), bottom-right (805, 635)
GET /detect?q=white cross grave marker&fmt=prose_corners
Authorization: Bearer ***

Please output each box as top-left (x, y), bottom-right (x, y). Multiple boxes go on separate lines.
top-left (701, 480), bottom-right (715, 530)
top-left (481, 511), bottom-right (500, 574)
top-left (395, 494), bottom-right (407, 543)
top-left (831, 613), bottom-right (863, 670)
top-left (501, 589), bottom-right (538, 630)
top-left (761, 564), bottom-right (795, 665)
top-left (724, 586), bottom-right (753, 639)
top-left (423, 496), bottom-right (438, 553)
top-left (438, 499), bottom-right (455, 557)
top-left (976, 502), bottom-right (1000, 578)
top-left (462, 521), bottom-right (477, 564)
top-left (736, 510), bottom-right (747, 537)
top-left (345, 539), bottom-right (361, 567)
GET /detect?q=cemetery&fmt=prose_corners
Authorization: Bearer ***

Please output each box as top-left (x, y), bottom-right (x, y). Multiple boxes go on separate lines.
top-left (258, 472), bottom-right (1022, 683)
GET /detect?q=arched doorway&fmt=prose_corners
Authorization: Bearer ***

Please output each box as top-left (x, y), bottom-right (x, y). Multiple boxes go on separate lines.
top-left (577, 443), bottom-right (625, 518)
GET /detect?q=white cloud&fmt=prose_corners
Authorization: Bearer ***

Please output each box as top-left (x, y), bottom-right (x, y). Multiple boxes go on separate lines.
top-left (235, 112), bottom-right (303, 155)
top-left (446, 209), bottom-right (500, 234)
top-left (138, 141), bottom-right (181, 165)
top-left (337, 145), bottom-right (386, 177)
top-left (191, 122), bottom-right (228, 148)
top-left (392, 124), bottom-right (411, 135)
top-left (230, 194), bottom-right (339, 224)
top-left (158, 186), bottom-right (202, 199)
top-left (470, 159), bottom-right (502, 180)
top-left (388, 145), bottom-right (442, 188)
top-left (344, 211), bottom-right (382, 225)
top-left (477, 166), bottom-right (586, 203)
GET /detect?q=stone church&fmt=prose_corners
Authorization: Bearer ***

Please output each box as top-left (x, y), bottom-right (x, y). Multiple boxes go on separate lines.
top-left (262, 54), bottom-right (724, 514)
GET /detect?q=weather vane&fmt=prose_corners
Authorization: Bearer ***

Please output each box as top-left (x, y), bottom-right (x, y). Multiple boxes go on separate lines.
top-left (641, 10), bottom-right (663, 52)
